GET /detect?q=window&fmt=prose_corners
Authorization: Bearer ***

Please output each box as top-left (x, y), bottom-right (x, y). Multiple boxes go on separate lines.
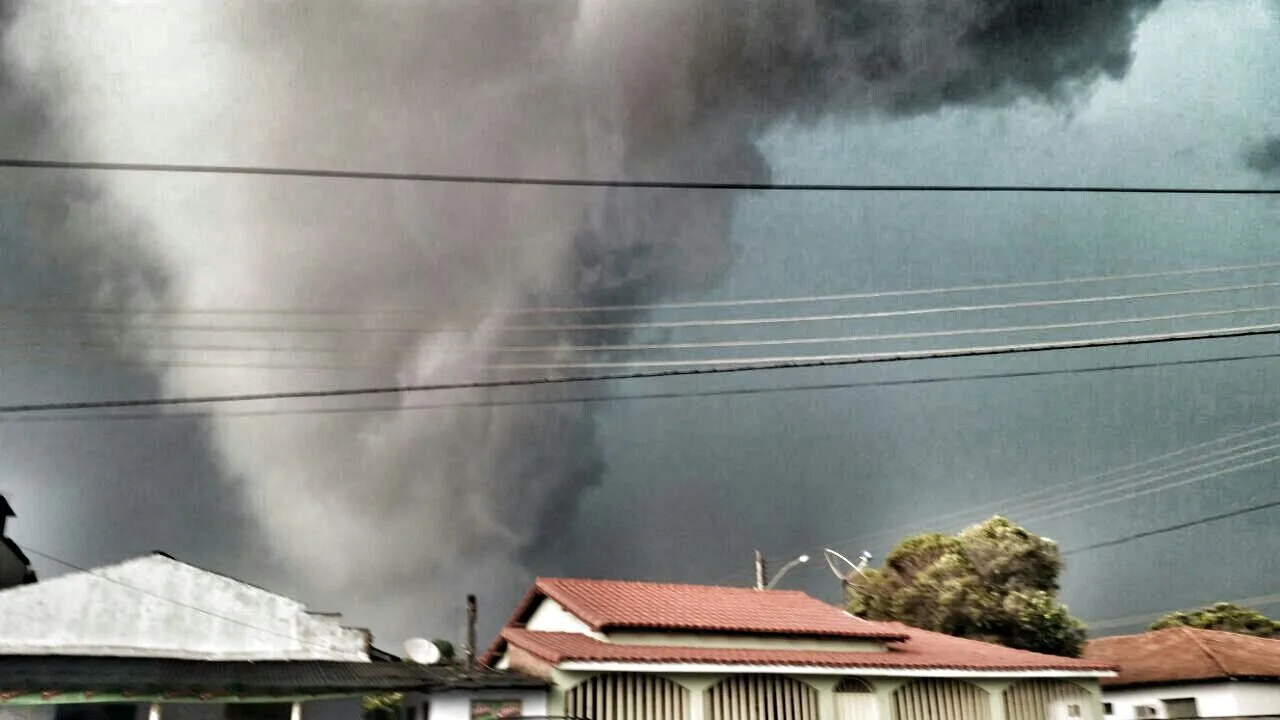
top-left (1065, 704), bottom-right (1082, 718)
top-left (1162, 698), bottom-right (1198, 720)
top-left (1102, 703), bottom-right (1113, 716)
top-left (1134, 706), bottom-right (1158, 719)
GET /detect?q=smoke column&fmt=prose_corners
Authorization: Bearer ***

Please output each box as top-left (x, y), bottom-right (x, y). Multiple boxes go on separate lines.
top-left (5, 0), bottom-right (1159, 635)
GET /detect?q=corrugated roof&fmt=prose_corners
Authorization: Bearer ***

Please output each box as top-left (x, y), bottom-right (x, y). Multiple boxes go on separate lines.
top-left (512, 578), bottom-right (908, 639)
top-left (0, 656), bottom-right (545, 697)
top-left (501, 627), bottom-right (1114, 673)
top-left (1085, 627), bottom-right (1280, 688)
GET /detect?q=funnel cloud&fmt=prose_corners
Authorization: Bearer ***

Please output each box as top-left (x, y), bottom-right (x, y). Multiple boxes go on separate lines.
top-left (3, 0), bottom-right (1162, 635)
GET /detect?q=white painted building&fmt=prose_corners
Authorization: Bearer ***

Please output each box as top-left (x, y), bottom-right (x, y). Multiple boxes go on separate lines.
top-left (483, 577), bottom-right (1117, 720)
top-left (0, 552), bottom-right (545, 720)
top-left (1086, 626), bottom-right (1280, 719)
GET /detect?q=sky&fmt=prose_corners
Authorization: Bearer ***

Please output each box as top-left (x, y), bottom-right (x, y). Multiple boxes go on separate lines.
top-left (0, 0), bottom-right (1278, 650)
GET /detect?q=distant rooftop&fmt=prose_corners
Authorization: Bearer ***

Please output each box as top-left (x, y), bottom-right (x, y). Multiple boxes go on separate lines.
top-left (506, 577), bottom-right (908, 640)
top-left (1085, 627), bottom-right (1280, 688)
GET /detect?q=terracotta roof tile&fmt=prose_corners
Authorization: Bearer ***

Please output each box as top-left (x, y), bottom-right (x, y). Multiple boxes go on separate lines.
top-left (501, 627), bottom-right (1114, 673)
top-left (1085, 627), bottom-right (1280, 687)
top-left (525, 578), bottom-right (906, 639)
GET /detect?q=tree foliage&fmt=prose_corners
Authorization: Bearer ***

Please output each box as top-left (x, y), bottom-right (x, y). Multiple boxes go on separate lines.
top-left (1149, 602), bottom-right (1280, 637)
top-left (848, 516), bottom-right (1087, 657)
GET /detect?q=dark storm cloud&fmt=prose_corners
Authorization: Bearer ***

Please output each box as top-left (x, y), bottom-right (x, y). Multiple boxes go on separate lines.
top-left (1244, 135), bottom-right (1280, 175)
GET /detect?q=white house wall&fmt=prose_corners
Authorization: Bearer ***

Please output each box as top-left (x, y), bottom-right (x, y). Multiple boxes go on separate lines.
top-left (1100, 682), bottom-right (1280, 719)
top-left (523, 599), bottom-right (602, 638)
top-left (0, 555), bottom-right (368, 661)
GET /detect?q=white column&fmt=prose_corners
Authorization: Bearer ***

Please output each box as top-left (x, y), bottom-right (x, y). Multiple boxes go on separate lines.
top-left (289, 702), bottom-right (302, 720)
top-left (147, 704), bottom-right (162, 720)
top-left (983, 681), bottom-right (1012, 720)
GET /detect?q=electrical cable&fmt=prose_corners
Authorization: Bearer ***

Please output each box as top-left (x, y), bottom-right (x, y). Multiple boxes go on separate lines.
top-left (25, 279), bottom-right (1280, 336)
top-left (4, 348), bottom-right (1279, 424)
top-left (3, 158), bottom-right (1277, 194)
top-left (1061, 496), bottom-right (1280, 556)
top-left (9, 259), bottom-right (1280, 318)
top-left (12, 303), bottom-right (1280, 358)
top-left (3, 322), bottom-right (1280, 415)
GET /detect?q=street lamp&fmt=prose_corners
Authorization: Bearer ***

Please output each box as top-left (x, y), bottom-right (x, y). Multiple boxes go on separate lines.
top-left (754, 550), bottom-right (810, 590)
top-left (765, 554), bottom-right (810, 590)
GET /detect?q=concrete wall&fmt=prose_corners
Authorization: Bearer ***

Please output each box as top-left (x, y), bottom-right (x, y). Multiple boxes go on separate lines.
top-left (423, 690), bottom-right (547, 720)
top-left (1103, 681), bottom-right (1280, 719)
top-left (0, 555), bottom-right (368, 660)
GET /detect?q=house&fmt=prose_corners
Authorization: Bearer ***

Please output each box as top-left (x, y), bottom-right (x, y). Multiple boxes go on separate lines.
top-left (1085, 626), bottom-right (1280, 719)
top-left (0, 497), bottom-right (37, 589)
top-left (481, 577), bottom-right (1117, 720)
top-left (0, 552), bottom-right (545, 720)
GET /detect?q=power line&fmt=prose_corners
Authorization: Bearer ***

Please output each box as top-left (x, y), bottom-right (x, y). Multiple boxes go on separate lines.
top-left (1088, 591), bottom-right (1280, 631)
top-left (1062, 496), bottom-right (1280, 556)
top-left (10, 302), bottom-right (1280, 363)
top-left (3, 158), bottom-right (1278, 194)
top-left (14, 303), bottom-right (1280, 358)
top-left (4, 322), bottom-right (1279, 415)
top-left (25, 280), bottom-right (1280, 336)
top-left (987, 437), bottom-right (1280, 524)
top-left (6, 347), bottom-right (1280, 424)
top-left (22, 547), bottom-right (344, 652)
top-left (1025, 453), bottom-right (1280, 526)
top-left (10, 260), bottom-right (1280, 318)
top-left (802, 414), bottom-right (1280, 558)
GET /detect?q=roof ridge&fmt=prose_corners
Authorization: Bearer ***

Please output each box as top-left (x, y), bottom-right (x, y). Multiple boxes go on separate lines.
top-left (1179, 626), bottom-right (1233, 678)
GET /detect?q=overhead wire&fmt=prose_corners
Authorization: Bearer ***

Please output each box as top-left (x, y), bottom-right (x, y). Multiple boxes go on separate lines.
top-left (4, 322), bottom-right (1280, 414)
top-left (1088, 590), bottom-right (1280, 631)
top-left (10, 303), bottom-right (1280, 359)
top-left (1061, 495), bottom-right (1280, 556)
top-left (16, 279), bottom-right (1280, 336)
top-left (795, 414), bottom-right (1280, 564)
top-left (4, 348), bottom-right (1279, 424)
top-left (2, 157), bottom-right (1278, 194)
top-left (8, 259), bottom-right (1280, 318)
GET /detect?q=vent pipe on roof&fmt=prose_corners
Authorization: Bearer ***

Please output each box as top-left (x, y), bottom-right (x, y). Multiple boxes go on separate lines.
top-left (466, 594), bottom-right (478, 668)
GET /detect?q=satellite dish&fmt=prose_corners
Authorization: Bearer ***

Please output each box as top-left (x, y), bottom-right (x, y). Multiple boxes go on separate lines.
top-left (823, 548), bottom-right (872, 582)
top-left (404, 637), bottom-right (443, 665)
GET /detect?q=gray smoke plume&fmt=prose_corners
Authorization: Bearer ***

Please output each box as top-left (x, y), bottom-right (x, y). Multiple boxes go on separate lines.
top-left (5, 0), bottom-right (1160, 635)
top-left (1245, 135), bottom-right (1280, 176)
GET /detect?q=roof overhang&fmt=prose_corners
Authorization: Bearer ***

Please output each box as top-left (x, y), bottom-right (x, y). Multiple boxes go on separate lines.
top-left (555, 661), bottom-right (1117, 678)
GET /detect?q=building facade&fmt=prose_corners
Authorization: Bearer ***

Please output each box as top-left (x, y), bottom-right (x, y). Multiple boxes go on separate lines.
top-left (0, 553), bottom-right (545, 720)
top-left (1086, 626), bottom-right (1280, 720)
top-left (483, 577), bottom-right (1116, 720)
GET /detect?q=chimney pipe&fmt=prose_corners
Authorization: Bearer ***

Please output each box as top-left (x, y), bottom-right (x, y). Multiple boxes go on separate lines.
top-left (466, 594), bottom-right (478, 668)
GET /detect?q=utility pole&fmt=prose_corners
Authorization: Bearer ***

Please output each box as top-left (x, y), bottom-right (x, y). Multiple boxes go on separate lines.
top-left (754, 549), bottom-right (767, 590)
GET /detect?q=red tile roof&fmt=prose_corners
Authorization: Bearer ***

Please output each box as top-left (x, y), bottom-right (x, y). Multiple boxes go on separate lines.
top-left (500, 627), bottom-right (1114, 673)
top-left (1085, 627), bottom-right (1280, 687)
top-left (505, 578), bottom-right (908, 640)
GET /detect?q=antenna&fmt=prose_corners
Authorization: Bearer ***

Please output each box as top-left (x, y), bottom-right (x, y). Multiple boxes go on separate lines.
top-left (404, 637), bottom-right (443, 665)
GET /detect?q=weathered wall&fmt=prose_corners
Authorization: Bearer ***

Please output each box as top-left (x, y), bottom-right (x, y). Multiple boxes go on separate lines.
top-left (424, 690), bottom-right (547, 720)
top-left (0, 555), bottom-right (368, 660)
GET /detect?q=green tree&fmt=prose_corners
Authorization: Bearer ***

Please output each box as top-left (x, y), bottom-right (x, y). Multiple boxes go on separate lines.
top-left (1149, 602), bottom-right (1280, 637)
top-left (847, 516), bottom-right (1087, 657)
